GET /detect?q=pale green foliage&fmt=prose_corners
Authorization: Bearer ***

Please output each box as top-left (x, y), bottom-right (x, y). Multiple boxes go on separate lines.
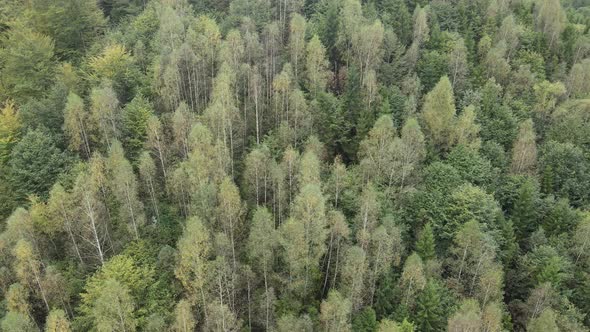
top-left (276, 314), bottom-right (312, 332)
top-left (320, 290), bottom-right (352, 332)
top-left (449, 38), bottom-right (468, 92)
top-left (175, 216), bottom-right (211, 304)
top-left (340, 245), bottom-right (368, 311)
top-left (64, 92), bottom-right (91, 156)
top-left (290, 183), bottom-right (328, 290)
top-left (447, 299), bottom-right (481, 332)
top-left (573, 214), bottom-right (590, 265)
top-left (534, 0), bottom-right (565, 49)
top-left (378, 318), bottom-right (415, 332)
top-left (79, 254), bottom-right (154, 321)
top-left (1, 311), bottom-right (38, 332)
top-left (280, 217), bottom-right (309, 294)
top-left (204, 301), bottom-right (240, 332)
top-left (353, 20), bottom-right (385, 81)
top-left (527, 308), bottom-right (558, 332)
top-left (358, 115), bottom-right (396, 184)
top-left (567, 59), bottom-right (590, 98)
top-left (248, 207), bottom-right (278, 275)
top-left (450, 220), bottom-right (498, 297)
top-left (93, 279), bottom-right (137, 332)
top-left (107, 140), bottom-right (145, 238)
top-left (452, 106), bottom-right (480, 150)
top-left (400, 253), bottom-right (426, 307)
top-left (172, 299), bottom-right (196, 332)
top-left (483, 42), bottom-right (511, 84)
top-left (511, 119), bottom-right (537, 175)
top-left (289, 14), bottom-right (306, 80)
top-left (356, 183), bottom-right (379, 247)
top-left (422, 76), bottom-right (456, 150)
top-left (306, 35), bottom-right (330, 96)
top-left (90, 83), bottom-right (120, 146)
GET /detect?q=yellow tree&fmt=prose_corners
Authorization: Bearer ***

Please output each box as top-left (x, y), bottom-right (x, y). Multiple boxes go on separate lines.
top-left (13, 239), bottom-right (50, 311)
top-left (0, 100), bottom-right (21, 164)
top-left (45, 309), bottom-right (71, 332)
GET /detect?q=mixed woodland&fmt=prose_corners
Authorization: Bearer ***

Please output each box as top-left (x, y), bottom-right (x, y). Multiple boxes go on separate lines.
top-left (1, 0), bottom-right (590, 330)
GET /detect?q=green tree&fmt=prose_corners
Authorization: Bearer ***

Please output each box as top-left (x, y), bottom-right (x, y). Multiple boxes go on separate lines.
top-left (511, 178), bottom-right (540, 241)
top-left (416, 223), bottom-right (436, 261)
top-left (358, 115), bottom-right (396, 185)
top-left (413, 280), bottom-right (446, 332)
top-left (89, 43), bottom-right (136, 101)
top-left (352, 307), bottom-right (377, 332)
top-left (79, 254), bottom-right (155, 327)
top-left (287, 183), bottom-right (328, 295)
top-left (573, 214), bottom-right (590, 265)
top-left (448, 38), bottom-right (468, 94)
top-left (380, 0), bottom-right (412, 45)
top-left (9, 129), bottom-right (67, 200)
top-left (122, 95), bottom-right (153, 162)
top-left (27, 0), bottom-right (106, 59)
top-left (0, 25), bottom-right (55, 103)
top-left (540, 141), bottom-right (590, 206)
top-left (395, 117), bottom-right (426, 190)
top-left (138, 151), bottom-right (159, 220)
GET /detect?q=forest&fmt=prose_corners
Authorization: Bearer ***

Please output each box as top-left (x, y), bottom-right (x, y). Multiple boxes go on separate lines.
top-left (0, 0), bottom-right (590, 331)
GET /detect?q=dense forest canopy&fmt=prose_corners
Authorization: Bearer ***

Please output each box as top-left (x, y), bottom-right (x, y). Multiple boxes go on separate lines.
top-left (0, 0), bottom-right (590, 331)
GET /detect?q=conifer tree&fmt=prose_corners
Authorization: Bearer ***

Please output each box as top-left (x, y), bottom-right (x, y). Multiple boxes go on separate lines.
top-left (416, 223), bottom-right (436, 261)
